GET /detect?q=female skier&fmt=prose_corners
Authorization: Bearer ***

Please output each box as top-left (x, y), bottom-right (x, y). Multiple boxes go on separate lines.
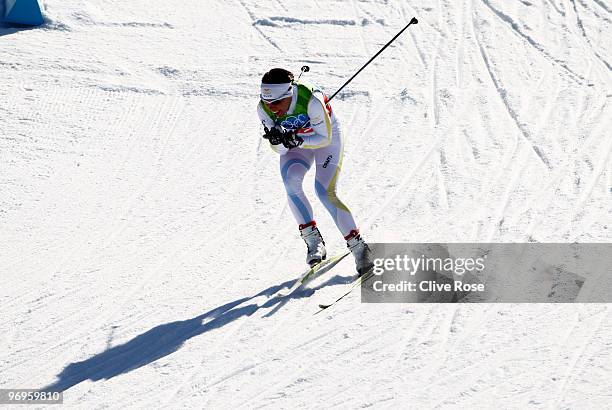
top-left (257, 67), bottom-right (373, 275)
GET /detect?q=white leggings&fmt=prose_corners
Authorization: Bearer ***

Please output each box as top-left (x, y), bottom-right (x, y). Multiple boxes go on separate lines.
top-left (279, 122), bottom-right (358, 237)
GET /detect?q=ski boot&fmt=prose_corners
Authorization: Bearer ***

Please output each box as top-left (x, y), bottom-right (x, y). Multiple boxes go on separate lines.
top-left (346, 230), bottom-right (374, 276)
top-left (299, 221), bottom-right (327, 267)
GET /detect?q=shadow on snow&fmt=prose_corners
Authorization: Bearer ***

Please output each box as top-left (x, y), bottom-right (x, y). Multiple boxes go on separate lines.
top-left (43, 268), bottom-right (356, 392)
top-left (0, 22), bottom-right (38, 37)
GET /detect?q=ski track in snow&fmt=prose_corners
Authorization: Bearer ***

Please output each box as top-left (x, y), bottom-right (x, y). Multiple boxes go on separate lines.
top-left (1, 0), bottom-right (611, 407)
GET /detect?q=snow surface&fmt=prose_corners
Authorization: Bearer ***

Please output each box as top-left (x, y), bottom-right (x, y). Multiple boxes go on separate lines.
top-left (1, 0), bottom-right (611, 407)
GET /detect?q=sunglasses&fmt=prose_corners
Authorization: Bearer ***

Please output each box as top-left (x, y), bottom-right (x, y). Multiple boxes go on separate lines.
top-left (261, 98), bottom-right (286, 107)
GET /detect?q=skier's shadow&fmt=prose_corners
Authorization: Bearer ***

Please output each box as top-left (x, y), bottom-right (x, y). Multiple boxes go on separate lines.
top-left (42, 271), bottom-right (355, 392)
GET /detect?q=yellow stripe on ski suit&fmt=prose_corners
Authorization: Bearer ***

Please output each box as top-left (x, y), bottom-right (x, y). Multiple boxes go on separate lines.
top-left (318, 126), bottom-right (350, 213)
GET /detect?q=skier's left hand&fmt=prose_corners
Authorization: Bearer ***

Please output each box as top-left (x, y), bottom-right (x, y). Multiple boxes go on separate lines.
top-left (281, 132), bottom-right (304, 149)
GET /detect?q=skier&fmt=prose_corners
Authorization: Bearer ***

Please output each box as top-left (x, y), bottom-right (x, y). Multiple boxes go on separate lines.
top-left (257, 67), bottom-right (373, 276)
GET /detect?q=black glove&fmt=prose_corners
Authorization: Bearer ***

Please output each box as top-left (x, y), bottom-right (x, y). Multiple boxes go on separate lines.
top-left (282, 133), bottom-right (303, 149)
top-left (262, 124), bottom-right (284, 145)
top-left (262, 123), bottom-right (303, 150)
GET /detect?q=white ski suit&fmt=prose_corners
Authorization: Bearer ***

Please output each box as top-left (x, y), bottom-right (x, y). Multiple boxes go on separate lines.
top-left (257, 82), bottom-right (358, 237)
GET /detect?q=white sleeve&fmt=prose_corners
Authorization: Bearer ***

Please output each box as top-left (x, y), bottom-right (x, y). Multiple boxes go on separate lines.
top-left (302, 91), bottom-right (333, 149)
top-left (257, 102), bottom-right (288, 155)
top-left (257, 102), bottom-right (275, 129)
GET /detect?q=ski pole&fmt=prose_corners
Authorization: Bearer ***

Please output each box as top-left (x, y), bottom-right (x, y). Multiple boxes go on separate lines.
top-left (296, 65), bottom-right (310, 82)
top-left (328, 17), bottom-right (418, 102)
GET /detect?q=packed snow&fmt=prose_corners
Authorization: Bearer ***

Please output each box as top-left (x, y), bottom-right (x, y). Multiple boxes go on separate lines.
top-left (1, 0), bottom-right (611, 407)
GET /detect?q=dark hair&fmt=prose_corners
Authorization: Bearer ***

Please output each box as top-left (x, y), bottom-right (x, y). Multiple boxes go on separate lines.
top-left (261, 68), bottom-right (294, 84)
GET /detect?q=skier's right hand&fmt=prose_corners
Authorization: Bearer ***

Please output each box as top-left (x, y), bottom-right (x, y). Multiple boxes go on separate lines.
top-left (262, 126), bottom-right (284, 145)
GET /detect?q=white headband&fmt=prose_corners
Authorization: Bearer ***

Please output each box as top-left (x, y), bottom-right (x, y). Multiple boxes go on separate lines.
top-left (261, 82), bottom-right (293, 102)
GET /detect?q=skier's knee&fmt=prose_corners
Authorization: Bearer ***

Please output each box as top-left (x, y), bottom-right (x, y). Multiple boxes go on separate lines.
top-left (315, 181), bottom-right (351, 214)
top-left (315, 181), bottom-right (329, 202)
top-left (283, 177), bottom-right (305, 197)
top-left (316, 182), bottom-right (341, 204)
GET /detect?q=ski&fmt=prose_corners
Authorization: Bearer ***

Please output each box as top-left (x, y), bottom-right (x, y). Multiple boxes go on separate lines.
top-left (276, 251), bottom-right (351, 297)
top-left (314, 269), bottom-right (376, 314)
